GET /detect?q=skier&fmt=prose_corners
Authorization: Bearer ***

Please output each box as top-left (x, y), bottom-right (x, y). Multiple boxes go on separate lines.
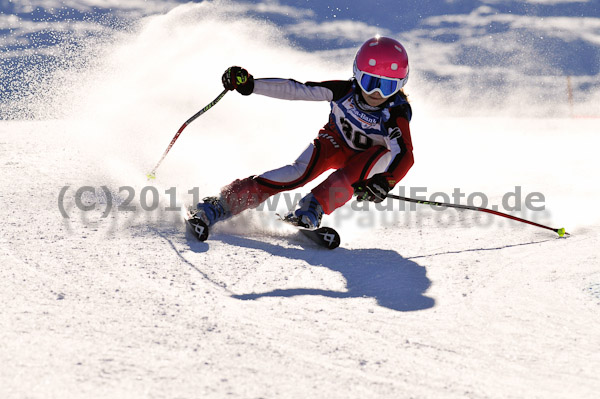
top-left (192, 36), bottom-right (414, 231)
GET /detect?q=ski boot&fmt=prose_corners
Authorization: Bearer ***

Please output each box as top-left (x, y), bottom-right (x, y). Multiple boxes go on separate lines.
top-left (284, 193), bottom-right (323, 229)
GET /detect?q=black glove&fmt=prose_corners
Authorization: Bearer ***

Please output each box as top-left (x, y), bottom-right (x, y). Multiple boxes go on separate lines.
top-left (353, 174), bottom-right (395, 203)
top-left (222, 66), bottom-right (254, 95)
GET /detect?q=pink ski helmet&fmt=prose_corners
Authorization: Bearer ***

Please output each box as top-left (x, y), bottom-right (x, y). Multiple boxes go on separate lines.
top-left (353, 36), bottom-right (409, 97)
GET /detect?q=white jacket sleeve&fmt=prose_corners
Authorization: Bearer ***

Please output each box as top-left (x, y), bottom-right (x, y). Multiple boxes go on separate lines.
top-left (253, 79), bottom-right (334, 101)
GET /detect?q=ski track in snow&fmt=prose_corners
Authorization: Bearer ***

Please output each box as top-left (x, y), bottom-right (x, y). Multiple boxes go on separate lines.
top-left (2, 2), bottom-right (600, 398)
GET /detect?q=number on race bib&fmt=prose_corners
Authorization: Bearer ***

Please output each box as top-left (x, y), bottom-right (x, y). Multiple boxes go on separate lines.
top-left (339, 117), bottom-right (373, 150)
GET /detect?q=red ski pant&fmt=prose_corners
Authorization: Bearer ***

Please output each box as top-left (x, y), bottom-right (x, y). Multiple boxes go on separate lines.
top-left (221, 127), bottom-right (390, 215)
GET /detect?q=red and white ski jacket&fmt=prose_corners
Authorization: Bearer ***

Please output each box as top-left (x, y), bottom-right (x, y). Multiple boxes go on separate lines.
top-left (252, 78), bottom-right (414, 185)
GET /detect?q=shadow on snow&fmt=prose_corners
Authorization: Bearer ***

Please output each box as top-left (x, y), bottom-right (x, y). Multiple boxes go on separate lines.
top-left (209, 233), bottom-right (436, 312)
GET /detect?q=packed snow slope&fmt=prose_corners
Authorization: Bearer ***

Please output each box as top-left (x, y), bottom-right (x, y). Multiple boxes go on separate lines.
top-left (1, 2), bottom-right (600, 398)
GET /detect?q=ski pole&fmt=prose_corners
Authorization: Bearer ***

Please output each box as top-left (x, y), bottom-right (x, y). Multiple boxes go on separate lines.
top-left (387, 193), bottom-right (569, 237)
top-left (146, 89), bottom-right (228, 180)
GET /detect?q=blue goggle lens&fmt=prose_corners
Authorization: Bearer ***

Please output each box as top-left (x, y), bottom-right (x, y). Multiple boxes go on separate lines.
top-left (359, 74), bottom-right (399, 97)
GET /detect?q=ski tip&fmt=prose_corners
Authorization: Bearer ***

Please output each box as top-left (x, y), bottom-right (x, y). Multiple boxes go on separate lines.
top-left (146, 172), bottom-right (156, 180)
top-left (186, 218), bottom-right (209, 241)
top-left (299, 227), bottom-right (341, 249)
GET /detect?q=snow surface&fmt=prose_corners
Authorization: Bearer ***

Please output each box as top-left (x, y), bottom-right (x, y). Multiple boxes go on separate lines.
top-left (1, 1), bottom-right (600, 398)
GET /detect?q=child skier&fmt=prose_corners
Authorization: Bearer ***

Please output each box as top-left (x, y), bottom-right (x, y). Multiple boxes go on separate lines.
top-left (192, 36), bottom-right (414, 231)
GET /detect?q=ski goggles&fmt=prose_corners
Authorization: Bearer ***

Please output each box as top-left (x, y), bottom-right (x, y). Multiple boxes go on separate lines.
top-left (356, 70), bottom-right (407, 98)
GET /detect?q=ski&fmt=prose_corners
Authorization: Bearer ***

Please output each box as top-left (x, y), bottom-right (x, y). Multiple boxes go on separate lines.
top-left (278, 214), bottom-right (341, 249)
